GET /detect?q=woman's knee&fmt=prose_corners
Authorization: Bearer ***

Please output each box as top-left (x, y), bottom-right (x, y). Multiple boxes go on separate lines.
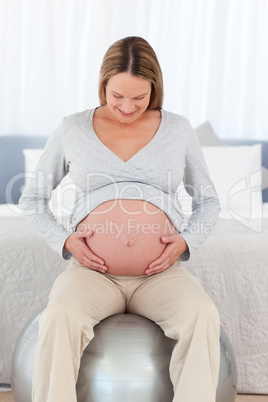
top-left (169, 295), bottom-right (220, 341)
top-left (40, 301), bottom-right (79, 330)
top-left (189, 297), bottom-right (220, 336)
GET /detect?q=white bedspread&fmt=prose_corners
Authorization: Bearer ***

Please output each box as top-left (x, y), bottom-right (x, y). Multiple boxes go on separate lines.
top-left (0, 209), bottom-right (68, 386)
top-left (0, 204), bottom-right (268, 394)
top-left (181, 212), bottom-right (268, 394)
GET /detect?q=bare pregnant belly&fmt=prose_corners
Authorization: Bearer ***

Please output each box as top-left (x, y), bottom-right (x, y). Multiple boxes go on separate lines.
top-left (76, 200), bottom-right (178, 276)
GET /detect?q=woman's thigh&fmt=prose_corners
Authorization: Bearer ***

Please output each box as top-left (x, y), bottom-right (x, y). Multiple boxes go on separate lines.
top-left (47, 258), bottom-right (126, 321)
top-left (127, 263), bottom-right (218, 338)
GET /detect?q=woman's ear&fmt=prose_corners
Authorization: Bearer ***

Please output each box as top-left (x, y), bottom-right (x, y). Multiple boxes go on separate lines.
top-left (100, 67), bottom-right (104, 75)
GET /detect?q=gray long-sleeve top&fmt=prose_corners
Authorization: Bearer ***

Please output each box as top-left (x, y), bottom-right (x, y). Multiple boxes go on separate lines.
top-left (19, 108), bottom-right (220, 261)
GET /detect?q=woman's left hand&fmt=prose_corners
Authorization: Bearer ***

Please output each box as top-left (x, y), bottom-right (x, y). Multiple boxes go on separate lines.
top-left (145, 234), bottom-right (188, 276)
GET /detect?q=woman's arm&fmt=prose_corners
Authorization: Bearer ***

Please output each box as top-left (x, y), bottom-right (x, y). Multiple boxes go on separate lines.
top-left (19, 119), bottom-right (73, 259)
top-left (178, 126), bottom-right (220, 260)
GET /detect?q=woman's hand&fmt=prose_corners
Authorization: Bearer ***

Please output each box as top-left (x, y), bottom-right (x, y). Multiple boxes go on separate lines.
top-left (64, 231), bottom-right (108, 273)
top-left (145, 234), bottom-right (188, 276)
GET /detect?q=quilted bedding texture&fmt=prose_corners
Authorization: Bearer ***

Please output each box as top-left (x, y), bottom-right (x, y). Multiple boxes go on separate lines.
top-left (0, 213), bottom-right (68, 386)
top-left (182, 214), bottom-right (268, 394)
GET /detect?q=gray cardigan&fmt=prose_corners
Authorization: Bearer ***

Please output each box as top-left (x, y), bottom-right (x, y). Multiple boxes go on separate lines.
top-left (19, 108), bottom-right (220, 261)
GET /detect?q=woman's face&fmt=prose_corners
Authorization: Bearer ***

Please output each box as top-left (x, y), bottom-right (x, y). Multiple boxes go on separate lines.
top-left (105, 72), bottom-right (152, 124)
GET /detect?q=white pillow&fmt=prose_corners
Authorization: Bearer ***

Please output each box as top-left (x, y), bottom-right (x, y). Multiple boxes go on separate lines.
top-left (178, 145), bottom-right (263, 223)
top-left (23, 149), bottom-right (76, 218)
top-left (23, 149), bottom-right (44, 178)
top-left (195, 121), bottom-right (268, 191)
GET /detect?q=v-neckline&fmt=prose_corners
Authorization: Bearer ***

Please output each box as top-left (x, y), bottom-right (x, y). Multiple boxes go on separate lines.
top-left (89, 108), bottom-right (164, 164)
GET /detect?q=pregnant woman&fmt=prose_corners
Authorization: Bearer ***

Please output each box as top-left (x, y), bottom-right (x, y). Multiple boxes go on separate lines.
top-left (20, 36), bottom-right (221, 402)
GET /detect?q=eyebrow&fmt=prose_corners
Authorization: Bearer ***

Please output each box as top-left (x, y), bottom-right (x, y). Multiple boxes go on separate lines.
top-left (111, 90), bottom-right (149, 98)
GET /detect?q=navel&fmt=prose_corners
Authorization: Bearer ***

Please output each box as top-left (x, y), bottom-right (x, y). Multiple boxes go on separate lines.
top-left (124, 240), bottom-right (134, 248)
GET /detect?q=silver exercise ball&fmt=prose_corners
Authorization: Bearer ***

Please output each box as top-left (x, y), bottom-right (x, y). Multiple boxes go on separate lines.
top-left (12, 312), bottom-right (237, 402)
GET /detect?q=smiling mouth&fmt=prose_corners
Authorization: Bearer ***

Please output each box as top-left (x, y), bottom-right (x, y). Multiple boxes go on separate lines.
top-left (117, 107), bottom-right (137, 117)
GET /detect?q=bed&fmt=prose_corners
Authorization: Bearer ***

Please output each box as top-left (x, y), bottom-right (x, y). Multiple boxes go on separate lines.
top-left (0, 126), bottom-right (268, 394)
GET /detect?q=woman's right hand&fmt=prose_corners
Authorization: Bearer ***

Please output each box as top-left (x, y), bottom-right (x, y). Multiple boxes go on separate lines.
top-left (64, 231), bottom-right (108, 273)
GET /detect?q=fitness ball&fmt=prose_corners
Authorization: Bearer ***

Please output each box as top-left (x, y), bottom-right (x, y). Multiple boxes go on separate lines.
top-left (11, 312), bottom-right (236, 401)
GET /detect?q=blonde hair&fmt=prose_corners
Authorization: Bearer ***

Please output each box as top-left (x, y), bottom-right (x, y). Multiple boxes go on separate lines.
top-left (99, 36), bottom-right (163, 110)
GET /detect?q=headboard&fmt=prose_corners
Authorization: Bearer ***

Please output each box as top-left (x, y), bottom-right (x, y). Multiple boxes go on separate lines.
top-left (0, 135), bottom-right (267, 204)
top-left (0, 135), bottom-right (48, 204)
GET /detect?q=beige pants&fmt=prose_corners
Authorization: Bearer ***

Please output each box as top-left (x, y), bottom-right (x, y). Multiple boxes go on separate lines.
top-left (32, 258), bottom-right (220, 402)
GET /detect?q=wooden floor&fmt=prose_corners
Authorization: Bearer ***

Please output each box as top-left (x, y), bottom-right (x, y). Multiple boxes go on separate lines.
top-left (236, 396), bottom-right (268, 402)
top-left (1, 392), bottom-right (267, 402)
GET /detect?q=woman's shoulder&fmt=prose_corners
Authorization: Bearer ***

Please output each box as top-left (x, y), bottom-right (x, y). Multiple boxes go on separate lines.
top-left (161, 110), bottom-right (193, 135)
top-left (161, 109), bottom-right (190, 125)
top-left (62, 108), bottom-right (95, 126)
top-left (49, 109), bottom-right (96, 143)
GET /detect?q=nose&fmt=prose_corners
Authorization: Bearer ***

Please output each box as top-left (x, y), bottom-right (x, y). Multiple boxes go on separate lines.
top-left (120, 99), bottom-right (136, 113)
